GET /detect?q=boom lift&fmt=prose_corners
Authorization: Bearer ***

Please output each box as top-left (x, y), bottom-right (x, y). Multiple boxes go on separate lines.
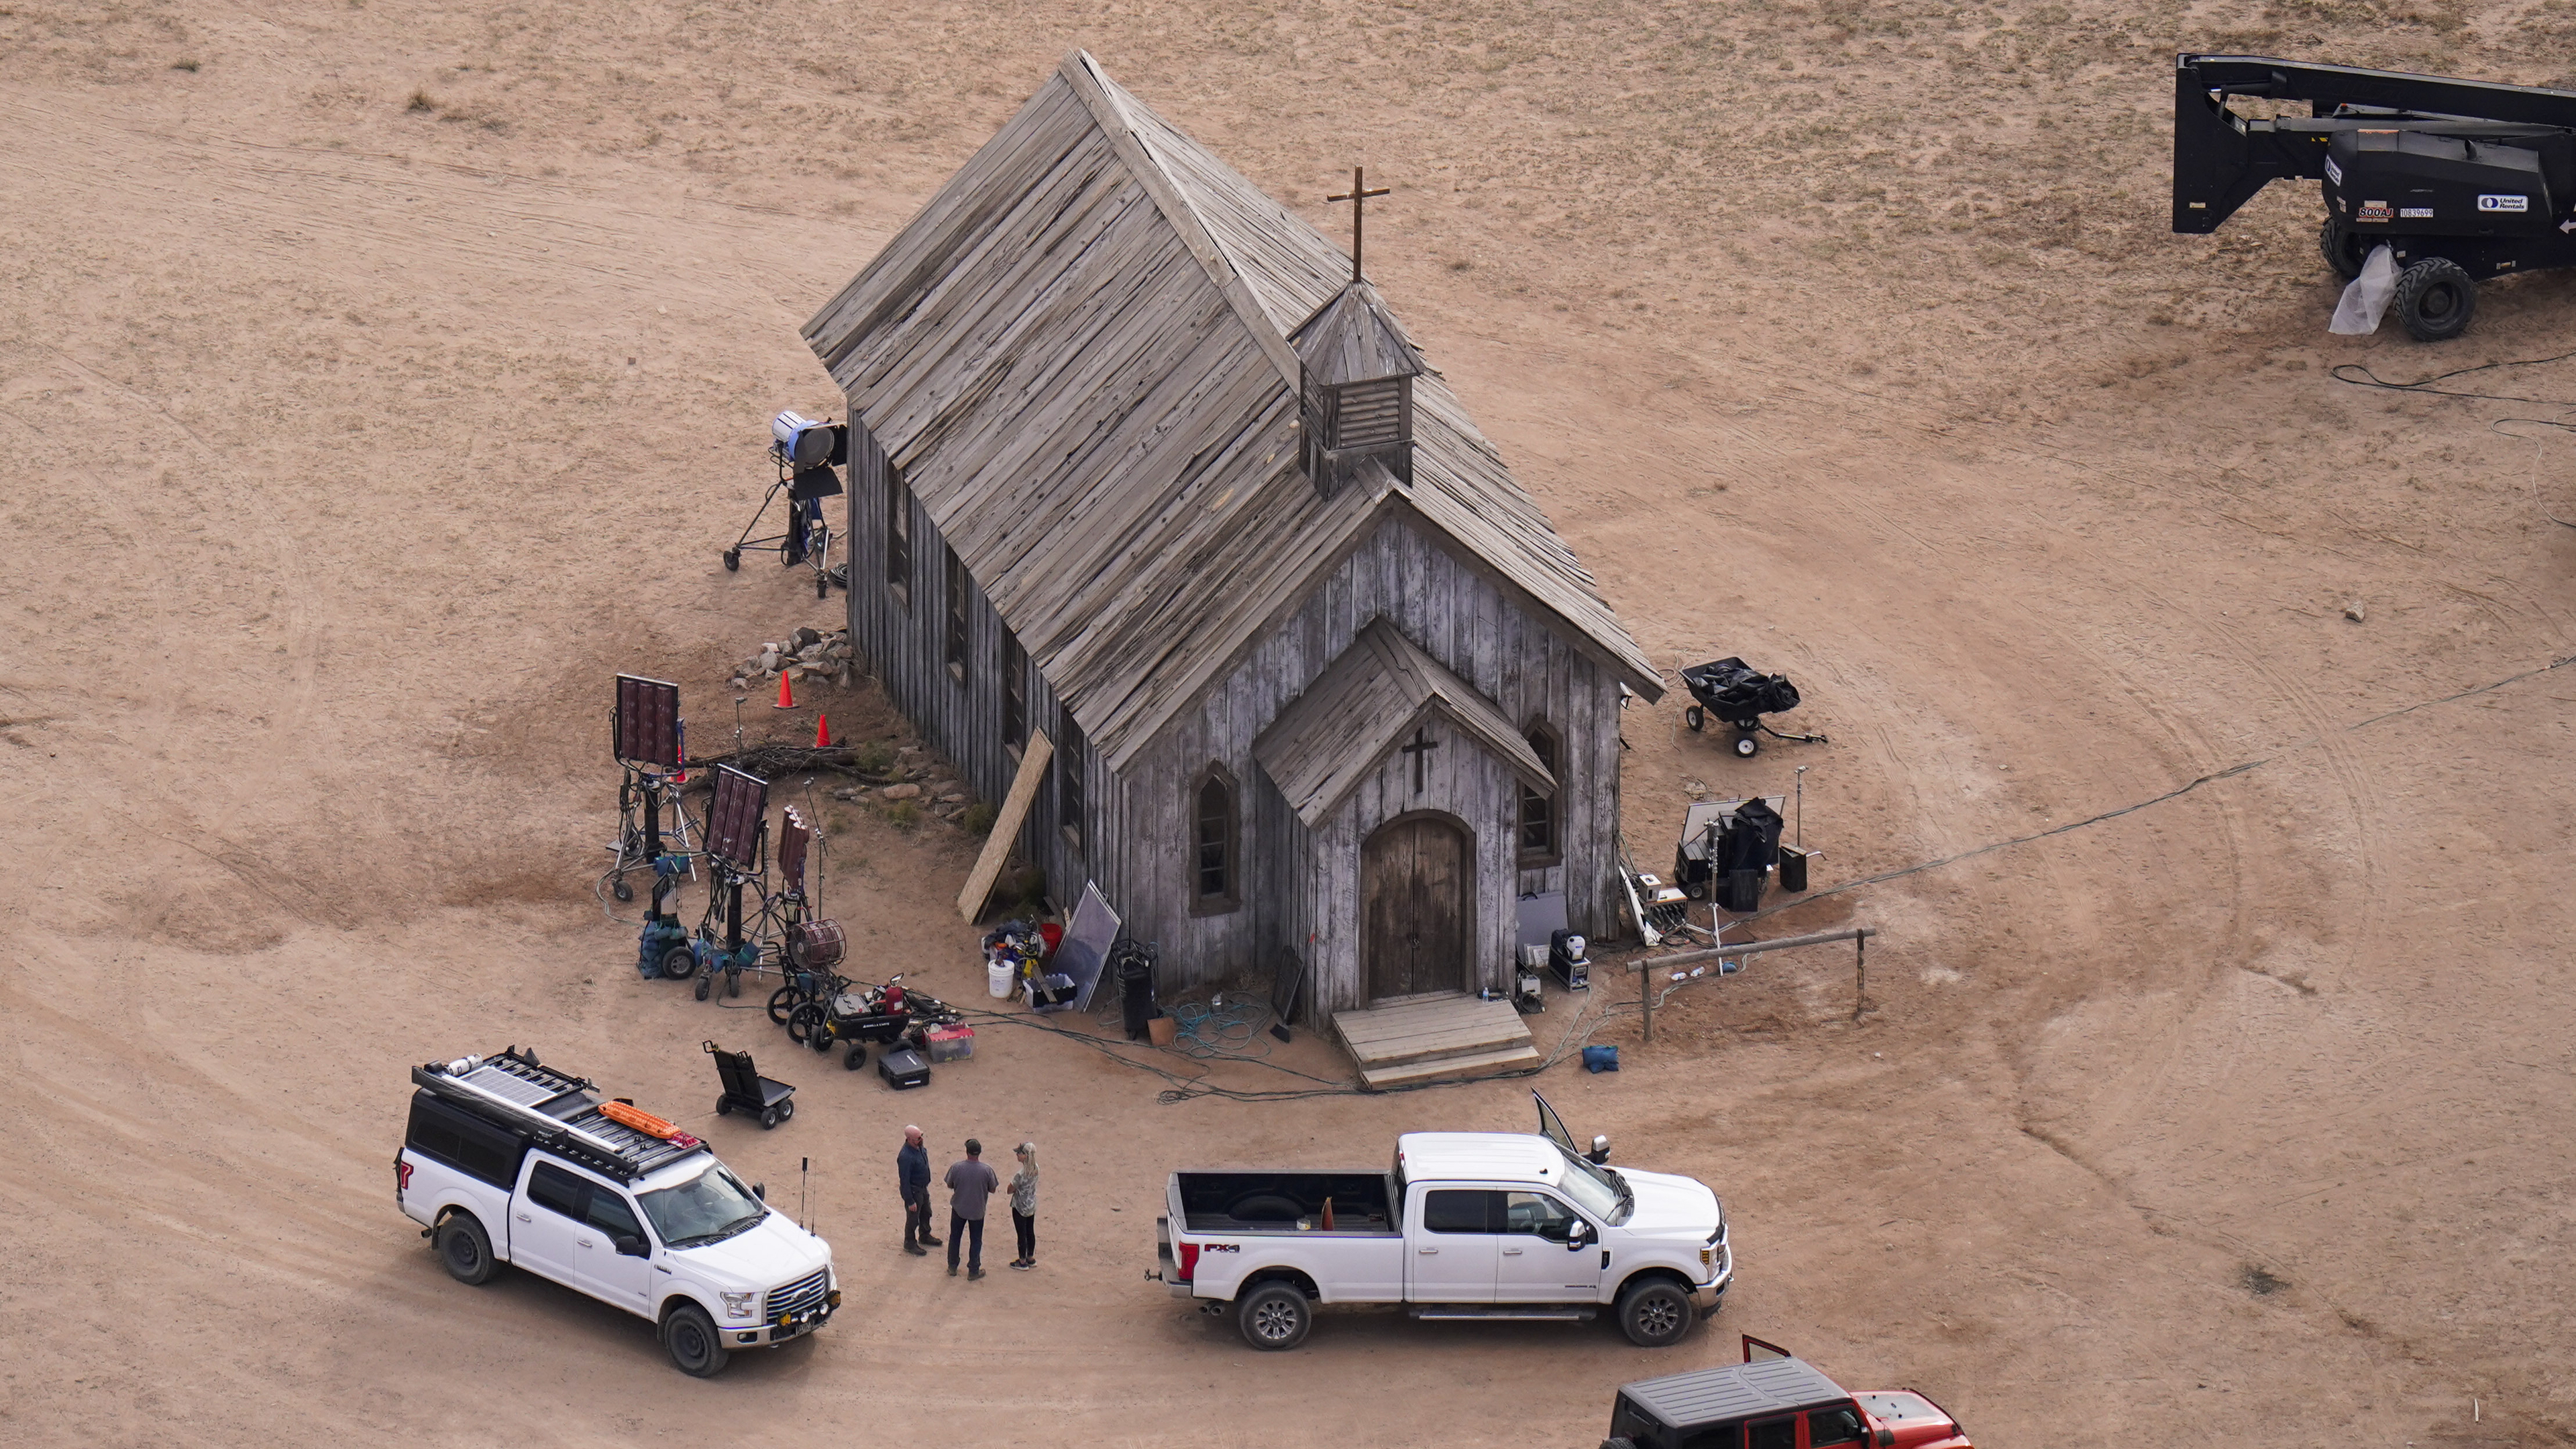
top-left (2174, 52), bottom-right (2576, 339)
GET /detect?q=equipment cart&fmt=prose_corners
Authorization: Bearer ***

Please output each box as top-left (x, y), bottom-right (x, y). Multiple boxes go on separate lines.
top-left (703, 1040), bottom-right (798, 1128)
top-left (1679, 657), bottom-right (1826, 758)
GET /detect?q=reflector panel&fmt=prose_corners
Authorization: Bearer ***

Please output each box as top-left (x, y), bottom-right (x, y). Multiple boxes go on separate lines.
top-left (614, 675), bottom-right (682, 767)
top-left (706, 765), bottom-right (769, 870)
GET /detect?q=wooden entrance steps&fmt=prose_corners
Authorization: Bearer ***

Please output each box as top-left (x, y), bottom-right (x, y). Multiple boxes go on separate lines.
top-left (1332, 995), bottom-right (1540, 1089)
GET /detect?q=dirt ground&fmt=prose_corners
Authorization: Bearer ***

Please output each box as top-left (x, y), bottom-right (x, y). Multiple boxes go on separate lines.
top-left (5, 1), bottom-right (2573, 1445)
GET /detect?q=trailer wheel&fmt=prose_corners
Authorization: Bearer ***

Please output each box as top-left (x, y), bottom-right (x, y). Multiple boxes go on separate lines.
top-left (659, 944), bottom-right (697, 982)
top-left (434, 1212), bottom-right (498, 1286)
top-left (2394, 258), bottom-right (2476, 341)
top-left (1616, 1277), bottom-right (1694, 1347)
top-left (1684, 704), bottom-right (1705, 733)
top-left (662, 1302), bottom-right (731, 1377)
top-left (1733, 735), bottom-right (1759, 758)
top-left (845, 1044), bottom-right (868, 1071)
top-left (1237, 1282), bottom-right (1311, 1351)
top-left (2318, 218), bottom-right (2367, 282)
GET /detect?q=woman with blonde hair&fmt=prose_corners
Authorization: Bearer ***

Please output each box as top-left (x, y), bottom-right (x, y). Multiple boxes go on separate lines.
top-left (1006, 1141), bottom-right (1038, 1271)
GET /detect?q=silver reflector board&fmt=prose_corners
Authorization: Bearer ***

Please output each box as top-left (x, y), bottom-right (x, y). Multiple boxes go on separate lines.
top-left (706, 765), bottom-right (769, 871)
top-left (614, 675), bottom-right (682, 768)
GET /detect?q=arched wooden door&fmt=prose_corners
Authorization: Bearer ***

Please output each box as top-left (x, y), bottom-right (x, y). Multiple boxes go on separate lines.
top-left (1362, 813), bottom-right (1471, 1001)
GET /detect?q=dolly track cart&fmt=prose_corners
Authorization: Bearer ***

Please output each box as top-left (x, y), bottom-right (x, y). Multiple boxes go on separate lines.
top-left (2174, 52), bottom-right (2576, 339)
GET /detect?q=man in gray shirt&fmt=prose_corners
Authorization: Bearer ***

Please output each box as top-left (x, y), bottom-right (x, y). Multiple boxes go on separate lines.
top-left (943, 1138), bottom-right (1002, 1280)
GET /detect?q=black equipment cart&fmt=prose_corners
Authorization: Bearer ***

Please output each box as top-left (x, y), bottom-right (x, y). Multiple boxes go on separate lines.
top-left (787, 973), bottom-right (963, 1073)
top-left (703, 1039), bottom-right (797, 1129)
top-left (1679, 657), bottom-right (1827, 758)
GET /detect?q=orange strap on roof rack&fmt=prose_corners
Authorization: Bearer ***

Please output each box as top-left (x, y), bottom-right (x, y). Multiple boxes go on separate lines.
top-left (600, 1100), bottom-right (681, 1139)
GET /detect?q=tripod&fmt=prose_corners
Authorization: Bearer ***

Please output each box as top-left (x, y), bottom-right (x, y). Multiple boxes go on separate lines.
top-left (691, 816), bottom-right (770, 1001)
top-left (610, 767), bottom-right (702, 979)
top-left (609, 767), bottom-right (699, 902)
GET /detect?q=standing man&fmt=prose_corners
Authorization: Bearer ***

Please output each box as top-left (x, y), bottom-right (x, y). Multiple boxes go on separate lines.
top-left (898, 1125), bottom-right (938, 1256)
top-left (943, 1138), bottom-right (1001, 1280)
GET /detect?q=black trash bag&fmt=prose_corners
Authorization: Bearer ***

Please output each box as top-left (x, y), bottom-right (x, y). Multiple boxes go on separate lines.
top-left (1680, 658), bottom-right (1802, 720)
top-left (1718, 798), bottom-right (1784, 874)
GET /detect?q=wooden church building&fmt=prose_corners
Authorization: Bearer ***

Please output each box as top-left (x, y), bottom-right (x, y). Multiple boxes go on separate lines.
top-left (802, 52), bottom-right (1662, 1021)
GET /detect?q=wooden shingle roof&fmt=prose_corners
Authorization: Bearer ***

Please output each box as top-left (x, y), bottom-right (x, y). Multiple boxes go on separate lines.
top-left (801, 51), bottom-right (1662, 769)
top-left (1290, 281), bottom-right (1424, 386)
top-left (1253, 618), bottom-right (1553, 828)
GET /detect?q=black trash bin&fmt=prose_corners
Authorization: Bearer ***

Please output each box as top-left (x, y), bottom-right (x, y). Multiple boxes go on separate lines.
top-left (1713, 800), bottom-right (1784, 913)
top-left (1117, 940), bottom-right (1161, 1041)
top-left (1717, 867), bottom-right (1766, 913)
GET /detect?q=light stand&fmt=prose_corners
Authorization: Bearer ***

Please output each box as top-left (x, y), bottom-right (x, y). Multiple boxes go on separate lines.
top-left (613, 676), bottom-right (695, 976)
top-left (696, 765), bottom-right (771, 998)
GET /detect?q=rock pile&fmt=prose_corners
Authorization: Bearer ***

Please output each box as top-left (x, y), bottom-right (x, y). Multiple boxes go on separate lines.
top-left (833, 743), bottom-right (982, 824)
top-left (729, 625), bottom-right (855, 691)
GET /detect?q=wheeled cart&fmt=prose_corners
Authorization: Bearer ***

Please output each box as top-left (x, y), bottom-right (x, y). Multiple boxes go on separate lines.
top-left (704, 1040), bottom-right (796, 1128)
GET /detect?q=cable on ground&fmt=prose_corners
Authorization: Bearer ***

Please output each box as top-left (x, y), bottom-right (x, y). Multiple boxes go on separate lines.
top-left (2329, 353), bottom-right (2576, 529)
top-left (2330, 349), bottom-right (2576, 406)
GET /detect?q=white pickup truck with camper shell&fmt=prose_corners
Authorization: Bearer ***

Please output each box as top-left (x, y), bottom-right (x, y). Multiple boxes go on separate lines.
top-left (394, 1047), bottom-right (837, 1376)
top-left (1155, 1093), bottom-right (1730, 1350)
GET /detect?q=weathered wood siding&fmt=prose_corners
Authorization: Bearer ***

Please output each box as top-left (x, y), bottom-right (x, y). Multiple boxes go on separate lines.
top-left (843, 419), bottom-right (1117, 913)
top-left (1124, 514), bottom-right (1623, 1016)
top-left (851, 421), bottom-right (1620, 1016)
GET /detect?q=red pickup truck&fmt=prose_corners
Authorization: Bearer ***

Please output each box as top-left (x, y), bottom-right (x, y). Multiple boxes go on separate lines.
top-left (1602, 1336), bottom-right (1972, 1449)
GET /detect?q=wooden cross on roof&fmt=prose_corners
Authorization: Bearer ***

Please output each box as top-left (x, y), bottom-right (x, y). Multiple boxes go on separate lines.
top-left (1327, 166), bottom-right (1391, 284)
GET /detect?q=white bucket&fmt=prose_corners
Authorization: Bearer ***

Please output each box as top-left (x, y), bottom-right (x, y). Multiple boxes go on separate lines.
top-left (987, 958), bottom-right (1014, 1000)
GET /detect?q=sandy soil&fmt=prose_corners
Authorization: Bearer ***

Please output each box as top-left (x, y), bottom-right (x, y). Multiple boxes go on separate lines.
top-left (4, 2), bottom-right (2572, 1445)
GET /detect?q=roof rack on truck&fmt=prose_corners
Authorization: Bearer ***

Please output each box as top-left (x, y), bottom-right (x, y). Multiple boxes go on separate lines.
top-left (411, 1047), bottom-right (707, 1184)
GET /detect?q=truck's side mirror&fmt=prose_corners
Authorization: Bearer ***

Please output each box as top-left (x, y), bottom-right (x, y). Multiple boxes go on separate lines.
top-left (1565, 1219), bottom-right (1591, 1250)
top-left (1588, 1135), bottom-right (1611, 1165)
top-left (1876, 1431), bottom-right (1894, 1448)
top-left (753, 1182), bottom-right (766, 1201)
top-left (614, 1234), bottom-right (647, 1258)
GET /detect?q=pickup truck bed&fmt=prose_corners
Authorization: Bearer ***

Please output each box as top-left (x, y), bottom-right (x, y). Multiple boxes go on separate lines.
top-left (1172, 1171), bottom-right (1397, 1234)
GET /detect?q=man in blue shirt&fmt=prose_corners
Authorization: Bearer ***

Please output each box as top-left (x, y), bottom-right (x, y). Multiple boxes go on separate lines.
top-left (898, 1125), bottom-right (938, 1256)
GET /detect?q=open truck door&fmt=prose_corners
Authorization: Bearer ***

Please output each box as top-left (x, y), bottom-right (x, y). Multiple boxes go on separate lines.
top-left (1534, 1090), bottom-right (1612, 1165)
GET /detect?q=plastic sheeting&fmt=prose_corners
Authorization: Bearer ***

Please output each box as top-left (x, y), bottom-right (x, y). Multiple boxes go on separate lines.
top-left (2330, 245), bottom-right (2399, 335)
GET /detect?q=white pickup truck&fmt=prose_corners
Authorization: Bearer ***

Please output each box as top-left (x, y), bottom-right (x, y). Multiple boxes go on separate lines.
top-left (394, 1048), bottom-right (837, 1376)
top-left (1155, 1093), bottom-right (1731, 1350)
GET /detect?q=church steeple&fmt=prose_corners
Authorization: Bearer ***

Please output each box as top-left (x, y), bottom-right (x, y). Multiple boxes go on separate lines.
top-left (1291, 280), bottom-right (1424, 496)
top-left (1293, 168), bottom-right (1425, 498)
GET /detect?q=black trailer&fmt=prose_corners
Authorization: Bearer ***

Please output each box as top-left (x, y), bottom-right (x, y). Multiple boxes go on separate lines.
top-left (2174, 52), bottom-right (2576, 339)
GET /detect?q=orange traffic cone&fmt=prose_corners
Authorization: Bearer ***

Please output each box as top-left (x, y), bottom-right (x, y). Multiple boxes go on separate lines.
top-left (814, 712), bottom-right (830, 749)
top-left (774, 671), bottom-right (795, 710)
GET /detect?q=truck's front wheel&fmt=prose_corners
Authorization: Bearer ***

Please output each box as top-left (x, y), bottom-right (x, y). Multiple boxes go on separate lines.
top-left (662, 1302), bottom-right (731, 1377)
top-left (434, 1212), bottom-right (498, 1286)
top-left (1615, 1277), bottom-right (1693, 1347)
top-left (1236, 1283), bottom-right (1311, 1351)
